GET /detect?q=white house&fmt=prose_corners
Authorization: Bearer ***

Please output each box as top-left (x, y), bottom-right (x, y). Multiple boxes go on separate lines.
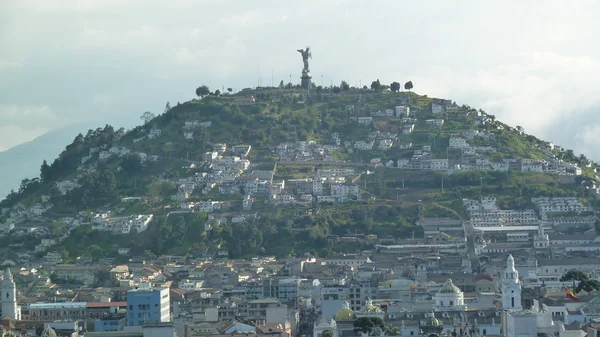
top-left (184, 132), bottom-right (194, 139)
top-left (378, 139), bottom-right (394, 150)
top-left (449, 137), bottom-right (469, 149)
top-left (395, 105), bottom-right (410, 117)
top-left (357, 117), bottom-right (373, 125)
top-left (148, 128), bottom-right (162, 139)
top-left (99, 151), bottom-right (112, 160)
top-left (402, 124), bottom-right (415, 135)
top-left (430, 159), bottom-right (449, 171)
top-left (354, 141), bottom-right (374, 151)
top-left (432, 103), bottom-right (443, 114)
top-left (425, 119), bottom-right (445, 127)
top-left (331, 184), bottom-right (359, 198)
top-left (56, 180), bottom-right (80, 195)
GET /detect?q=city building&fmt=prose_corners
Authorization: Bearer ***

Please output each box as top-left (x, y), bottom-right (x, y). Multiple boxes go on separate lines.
top-left (126, 285), bottom-right (171, 327)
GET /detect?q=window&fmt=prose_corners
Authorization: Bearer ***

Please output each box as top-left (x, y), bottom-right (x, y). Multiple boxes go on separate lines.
top-left (483, 329), bottom-right (487, 335)
top-left (410, 332), bottom-right (414, 336)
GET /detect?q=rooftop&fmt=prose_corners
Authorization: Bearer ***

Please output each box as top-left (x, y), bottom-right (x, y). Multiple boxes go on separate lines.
top-left (30, 302), bottom-right (87, 309)
top-left (86, 302), bottom-right (127, 308)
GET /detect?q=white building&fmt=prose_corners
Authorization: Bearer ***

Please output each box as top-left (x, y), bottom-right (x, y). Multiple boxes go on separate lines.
top-left (1, 269), bottom-right (21, 320)
top-left (354, 141), bottom-right (374, 151)
top-left (331, 184), bottom-right (359, 198)
top-left (425, 119), bottom-right (445, 126)
top-left (395, 105), bottom-right (410, 117)
top-left (148, 128), bottom-right (162, 139)
top-left (430, 159), bottom-right (449, 171)
top-left (357, 117), bottom-right (373, 125)
top-left (502, 255), bottom-right (522, 310)
top-left (449, 137), bottom-right (469, 149)
top-left (432, 103), bottom-right (443, 114)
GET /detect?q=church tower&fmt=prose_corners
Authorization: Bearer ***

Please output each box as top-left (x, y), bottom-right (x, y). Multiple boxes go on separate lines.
top-left (533, 225), bottom-right (549, 249)
top-left (502, 255), bottom-right (522, 310)
top-left (2, 268), bottom-right (19, 320)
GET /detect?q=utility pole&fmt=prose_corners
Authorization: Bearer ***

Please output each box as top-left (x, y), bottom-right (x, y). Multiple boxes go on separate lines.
top-left (402, 178), bottom-right (405, 190)
top-left (441, 176), bottom-right (444, 191)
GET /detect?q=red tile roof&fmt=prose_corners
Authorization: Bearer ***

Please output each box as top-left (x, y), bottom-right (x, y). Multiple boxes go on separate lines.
top-left (86, 302), bottom-right (127, 308)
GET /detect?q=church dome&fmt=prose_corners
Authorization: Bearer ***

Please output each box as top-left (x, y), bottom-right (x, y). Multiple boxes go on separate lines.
top-left (335, 301), bottom-right (355, 321)
top-left (424, 314), bottom-right (441, 327)
top-left (438, 279), bottom-right (461, 294)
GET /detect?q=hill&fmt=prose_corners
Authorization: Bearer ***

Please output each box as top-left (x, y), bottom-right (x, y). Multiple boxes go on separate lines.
top-left (0, 85), bottom-right (598, 263)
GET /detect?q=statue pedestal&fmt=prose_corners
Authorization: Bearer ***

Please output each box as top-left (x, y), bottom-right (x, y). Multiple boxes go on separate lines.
top-left (301, 71), bottom-right (312, 90)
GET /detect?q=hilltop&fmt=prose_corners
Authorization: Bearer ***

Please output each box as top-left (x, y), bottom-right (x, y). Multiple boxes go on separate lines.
top-left (0, 84), bottom-right (598, 263)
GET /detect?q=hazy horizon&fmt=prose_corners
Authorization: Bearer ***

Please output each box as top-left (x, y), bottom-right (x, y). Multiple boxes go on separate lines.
top-left (2, 1), bottom-right (600, 157)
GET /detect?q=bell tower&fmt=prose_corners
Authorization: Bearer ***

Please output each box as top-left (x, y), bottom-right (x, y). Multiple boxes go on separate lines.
top-left (1, 268), bottom-right (19, 320)
top-left (501, 255), bottom-right (522, 310)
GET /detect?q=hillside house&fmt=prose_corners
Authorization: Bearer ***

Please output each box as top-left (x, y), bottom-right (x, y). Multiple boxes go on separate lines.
top-left (148, 128), bottom-right (162, 139)
top-left (232, 145), bottom-right (252, 157)
top-left (378, 139), bottom-right (394, 150)
top-left (430, 159), bottom-right (449, 171)
top-left (331, 184), bottom-right (359, 199)
top-left (432, 103), bottom-right (443, 114)
top-left (184, 132), bottom-right (194, 139)
top-left (402, 124), bottom-right (415, 135)
top-left (426, 119), bottom-right (445, 127)
top-left (354, 141), bottom-right (374, 151)
top-left (109, 146), bottom-right (130, 157)
top-left (395, 105), bottom-right (410, 117)
top-left (357, 117), bottom-right (373, 125)
top-left (214, 143), bottom-right (227, 153)
top-left (56, 180), bottom-right (80, 195)
top-left (491, 162), bottom-right (509, 171)
top-left (449, 137), bottom-right (469, 149)
top-left (99, 151), bottom-right (112, 160)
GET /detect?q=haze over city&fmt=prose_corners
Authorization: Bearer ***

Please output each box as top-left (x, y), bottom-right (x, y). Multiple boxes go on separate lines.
top-left (2, 0), bottom-right (600, 156)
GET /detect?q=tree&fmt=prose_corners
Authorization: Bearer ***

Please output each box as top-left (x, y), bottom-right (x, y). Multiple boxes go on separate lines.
top-left (577, 279), bottom-right (600, 294)
top-left (279, 80), bottom-right (285, 88)
top-left (89, 244), bottom-right (103, 262)
top-left (141, 111), bottom-right (155, 124)
top-left (214, 89), bottom-right (221, 96)
top-left (40, 160), bottom-right (50, 182)
top-left (322, 330), bottom-right (334, 337)
top-left (333, 86), bottom-right (341, 94)
top-left (390, 81), bottom-right (400, 92)
top-left (227, 87), bottom-right (233, 93)
top-left (341, 81), bottom-right (350, 91)
top-left (371, 79), bottom-right (381, 90)
top-left (354, 317), bottom-right (385, 336)
top-left (121, 153), bottom-right (143, 174)
top-left (195, 85), bottom-right (210, 98)
top-left (561, 269), bottom-right (593, 293)
top-left (404, 81), bottom-right (413, 91)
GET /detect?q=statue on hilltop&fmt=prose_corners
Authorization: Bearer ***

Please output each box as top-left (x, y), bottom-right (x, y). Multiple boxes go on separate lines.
top-left (297, 46), bottom-right (311, 73)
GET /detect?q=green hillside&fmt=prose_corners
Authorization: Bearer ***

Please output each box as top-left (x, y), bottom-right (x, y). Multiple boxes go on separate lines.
top-left (0, 85), bottom-right (598, 261)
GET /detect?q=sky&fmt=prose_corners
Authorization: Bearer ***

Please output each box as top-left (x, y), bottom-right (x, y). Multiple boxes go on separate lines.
top-left (1, 0), bottom-right (600, 157)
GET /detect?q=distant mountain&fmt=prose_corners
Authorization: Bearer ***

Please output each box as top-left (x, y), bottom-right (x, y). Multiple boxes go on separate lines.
top-left (0, 123), bottom-right (100, 200)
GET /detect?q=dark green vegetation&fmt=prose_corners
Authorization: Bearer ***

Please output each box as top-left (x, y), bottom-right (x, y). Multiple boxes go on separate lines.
top-left (0, 86), bottom-right (598, 261)
top-left (560, 269), bottom-right (600, 294)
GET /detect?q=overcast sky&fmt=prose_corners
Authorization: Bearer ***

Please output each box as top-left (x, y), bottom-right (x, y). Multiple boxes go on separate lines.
top-left (1, 0), bottom-right (600, 158)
